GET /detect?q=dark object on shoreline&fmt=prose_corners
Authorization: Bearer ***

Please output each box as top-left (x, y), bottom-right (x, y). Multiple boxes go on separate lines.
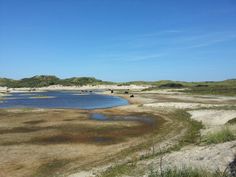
top-left (124, 91), bottom-right (129, 94)
top-left (89, 90), bottom-right (92, 93)
top-left (111, 90), bottom-right (114, 93)
top-left (29, 88), bottom-right (36, 92)
top-left (229, 156), bottom-right (236, 177)
top-left (130, 94), bottom-right (134, 98)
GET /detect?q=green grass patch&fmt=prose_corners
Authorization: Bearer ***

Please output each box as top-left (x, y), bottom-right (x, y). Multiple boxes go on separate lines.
top-left (182, 85), bottom-right (236, 96)
top-left (148, 167), bottom-right (230, 177)
top-left (99, 163), bottom-right (136, 177)
top-left (202, 127), bottom-right (235, 144)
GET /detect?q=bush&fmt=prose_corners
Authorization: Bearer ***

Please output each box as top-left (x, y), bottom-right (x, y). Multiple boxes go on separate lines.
top-left (227, 118), bottom-right (236, 124)
top-left (159, 83), bottom-right (184, 88)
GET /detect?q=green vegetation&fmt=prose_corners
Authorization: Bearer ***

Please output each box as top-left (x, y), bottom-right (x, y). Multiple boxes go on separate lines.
top-left (181, 79), bottom-right (236, 96)
top-left (99, 163), bottom-right (136, 177)
top-left (0, 78), bottom-right (17, 88)
top-left (202, 127), bottom-right (235, 144)
top-left (0, 75), bottom-right (60, 88)
top-left (159, 83), bottom-right (184, 88)
top-left (62, 77), bottom-right (113, 86)
top-left (0, 75), bottom-right (113, 88)
top-left (183, 85), bottom-right (236, 96)
top-left (141, 79), bottom-right (236, 96)
top-left (148, 167), bottom-right (230, 177)
top-left (30, 159), bottom-right (70, 177)
top-left (170, 110), bottom-right (203, 145)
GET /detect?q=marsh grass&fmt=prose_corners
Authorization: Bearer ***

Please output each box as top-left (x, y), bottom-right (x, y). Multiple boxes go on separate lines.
top-left (202, 127), bottom-right (235, 144)
top-left (30, 159), bottom-right (70, 177)
top-left (170, 110), bottom-right (203, 145)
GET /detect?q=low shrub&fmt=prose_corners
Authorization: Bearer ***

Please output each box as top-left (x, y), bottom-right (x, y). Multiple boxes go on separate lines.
top-left (203, 127), bottom-right (235, 144)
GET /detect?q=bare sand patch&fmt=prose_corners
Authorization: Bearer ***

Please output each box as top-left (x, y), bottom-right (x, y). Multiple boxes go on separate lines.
top-left (143, 140), bottom-right (236, 173)
top-left (143, 102), bottom-right (223, 109)
top-left (188, 110), bottom-right (236, 126)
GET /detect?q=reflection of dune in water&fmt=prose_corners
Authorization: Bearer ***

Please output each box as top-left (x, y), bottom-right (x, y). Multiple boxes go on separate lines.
top-left (72, 93), bottom-right (90, 96)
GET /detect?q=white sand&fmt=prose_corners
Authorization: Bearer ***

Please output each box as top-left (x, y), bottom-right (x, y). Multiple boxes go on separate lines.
top-left (68, 171), bottom-right (95, 177)
top-left (144, 140), bottom-right (236, 173)
top-left (188, 110), bottom-right (236, 126)
top-left (143, 102), bottom-right (223, 109)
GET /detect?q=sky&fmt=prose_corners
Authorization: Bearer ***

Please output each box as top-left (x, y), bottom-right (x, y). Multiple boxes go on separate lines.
top-left (0, 0), bottom-right (236, 82)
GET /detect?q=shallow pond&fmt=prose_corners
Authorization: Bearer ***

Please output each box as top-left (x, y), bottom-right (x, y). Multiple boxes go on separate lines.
top-left (0, 91), bottom-right (128, 109)
top-left (90, 113), bottom-right (155, 124)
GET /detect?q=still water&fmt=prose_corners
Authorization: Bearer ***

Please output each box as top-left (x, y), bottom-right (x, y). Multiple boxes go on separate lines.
top-left (0, 91), bottom-right (128, 109)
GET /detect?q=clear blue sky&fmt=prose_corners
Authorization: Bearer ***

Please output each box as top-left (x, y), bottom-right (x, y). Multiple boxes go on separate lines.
top-left (0, 0), bottom-right (236, 82)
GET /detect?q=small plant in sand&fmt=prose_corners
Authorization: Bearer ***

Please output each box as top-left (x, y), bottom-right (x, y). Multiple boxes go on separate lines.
top-left (202, 127), bottom-right (235, 144)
